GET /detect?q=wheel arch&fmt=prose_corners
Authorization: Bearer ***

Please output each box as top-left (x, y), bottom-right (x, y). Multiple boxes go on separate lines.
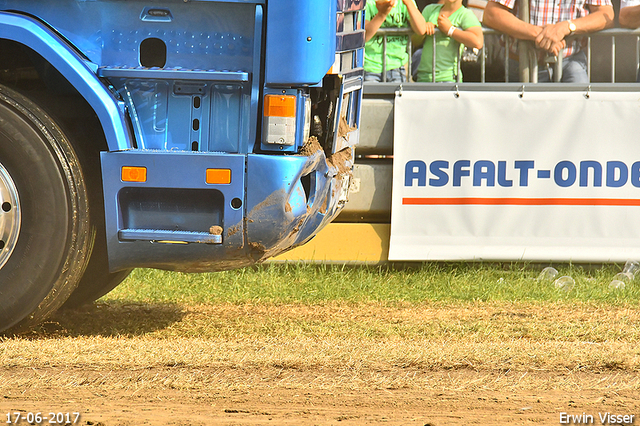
top-left (0, 11), bottom-right (134, 151)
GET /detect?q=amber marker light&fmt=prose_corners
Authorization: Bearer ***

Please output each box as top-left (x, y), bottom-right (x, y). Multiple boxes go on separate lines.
top-left (206, 168), bottom-right (231, 185)
top-left (121, 166), bottom-right (147, 182)
top-left (264, 94), bottom-right (296, 117)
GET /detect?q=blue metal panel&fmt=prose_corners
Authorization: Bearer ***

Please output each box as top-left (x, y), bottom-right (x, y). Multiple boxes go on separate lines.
top-left (98, 2), bottom-right (256, 71)
top-left (0, 0), bottom-right (104, 62)
top-left (111, 77), bottom-right (251, 153)
top-left (101, 150), bottom-right (247, 272)
top-left (249, 5), bottom-right (264, 153)
top-left (83, 1), bottom-right (262, 154)
top-left (0, 1), bottom-right (258, 69)
top-left (0, 0), bottom-right (257, 71)
top-left (0, 1), bottom-right (261, 153)
top-left (265, 0), bottom-right (337, 85)
top-left (0, 11), bottom-right (133, 151)
top-left (209, 83), bottom-right (249, 153)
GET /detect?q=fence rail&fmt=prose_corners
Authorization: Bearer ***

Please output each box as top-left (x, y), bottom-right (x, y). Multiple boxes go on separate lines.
top-left (375, 27), bottom-right (640, 83)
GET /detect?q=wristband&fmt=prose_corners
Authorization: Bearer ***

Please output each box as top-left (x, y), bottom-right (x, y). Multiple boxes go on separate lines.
top-left (447, 26), bottom-right (457, 37)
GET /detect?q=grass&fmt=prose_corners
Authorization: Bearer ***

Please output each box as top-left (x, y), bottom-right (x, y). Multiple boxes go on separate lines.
top-left (2, 262), bottom-right (640, 394)
top-left (104, 262), bottom-right (640, 305)
top-left (2, 301), bottom-right (640, 393)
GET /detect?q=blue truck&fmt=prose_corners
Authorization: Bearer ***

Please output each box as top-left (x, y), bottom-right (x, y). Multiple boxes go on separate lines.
top-left (0, 0), bottom-right (365, 333)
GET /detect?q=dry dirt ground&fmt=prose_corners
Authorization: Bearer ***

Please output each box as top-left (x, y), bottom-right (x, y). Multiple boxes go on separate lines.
top-left (3, 372), bottom-right (640, 425)
top-left (1, 302), bottom-right (639, 425)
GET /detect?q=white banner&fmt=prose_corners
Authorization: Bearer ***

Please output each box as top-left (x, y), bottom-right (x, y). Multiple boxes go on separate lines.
top-left (389, 88), bottom-right (640, 262)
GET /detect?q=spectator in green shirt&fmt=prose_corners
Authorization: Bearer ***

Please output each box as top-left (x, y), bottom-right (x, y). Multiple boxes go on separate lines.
top-left (365, 0), bottom-right (427, 82)
top-left (415, 0), bottom-right (484, 82)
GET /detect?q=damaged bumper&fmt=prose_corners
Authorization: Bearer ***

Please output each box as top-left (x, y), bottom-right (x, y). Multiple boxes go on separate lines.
top-left (245, 142), bottom-right (354, 262)
top-left (101, 145), bottom-right (353, 273)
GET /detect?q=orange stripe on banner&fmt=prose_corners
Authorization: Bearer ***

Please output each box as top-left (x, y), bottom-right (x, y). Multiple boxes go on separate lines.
top-left (403, 197), bottom-right (640, 206)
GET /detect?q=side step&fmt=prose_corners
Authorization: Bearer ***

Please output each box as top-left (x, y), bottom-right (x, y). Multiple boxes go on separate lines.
top-left (118, 229), bottom-right (223, 244)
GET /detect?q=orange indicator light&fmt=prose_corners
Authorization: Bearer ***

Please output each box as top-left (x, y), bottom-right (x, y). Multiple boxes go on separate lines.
top-left (206, 168), bottom-right (231, 184)
top-left (264, 94), bottom-right (296, 117)
top-left (121, 166), bottom-right (147, 182)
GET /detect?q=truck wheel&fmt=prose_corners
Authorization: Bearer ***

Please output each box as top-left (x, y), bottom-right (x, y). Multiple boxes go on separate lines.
top-left (49, 99), bottom-right (132, 309)
top-left (0, 85), bottom-right (90, 334)
top-left (61, 237), bottom-right (132, 308)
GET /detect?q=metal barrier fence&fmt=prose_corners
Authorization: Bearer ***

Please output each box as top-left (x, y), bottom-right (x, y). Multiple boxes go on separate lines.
top-left (376, 27), bottom-right (640, 83)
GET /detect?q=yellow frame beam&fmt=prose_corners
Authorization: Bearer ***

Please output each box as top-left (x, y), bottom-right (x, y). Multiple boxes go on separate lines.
top-left (271, 223), bottom-right (390, 264)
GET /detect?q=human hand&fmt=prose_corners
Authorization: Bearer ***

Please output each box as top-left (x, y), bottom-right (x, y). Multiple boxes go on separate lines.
top-left (537, 39), bottom-right (567, 56)
top-left (376, 0), bottom-right (397, 16)
top-left (437, 14), bottom-right (452, 35)
top-left (424, 22), bottom-right (436, 36)
top-left (535, 23), bottom-right (569, 55)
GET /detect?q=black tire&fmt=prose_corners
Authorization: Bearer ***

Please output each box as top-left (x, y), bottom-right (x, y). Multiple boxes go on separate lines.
top-left (61, 240), bottom-right (132, 308)
top-left (40, 95), bottom-right (133, 309)
top-left (0, 84), bottom-right (91, 334)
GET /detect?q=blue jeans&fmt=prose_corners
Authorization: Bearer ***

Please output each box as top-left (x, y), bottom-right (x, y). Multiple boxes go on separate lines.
top-left (508, 51), bottom-right (588, 83)
top-left (364, 67), bottom-right (407, 83)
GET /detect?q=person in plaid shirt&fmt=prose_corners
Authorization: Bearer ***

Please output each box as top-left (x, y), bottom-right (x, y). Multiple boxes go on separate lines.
top-left (482, 0), bottom-right (614, 82)
top-left (620, 0), bottom-right (640, 80)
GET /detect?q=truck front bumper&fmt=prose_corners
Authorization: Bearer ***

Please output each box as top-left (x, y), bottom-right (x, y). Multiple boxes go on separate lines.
top-left (101, 147), bottom-right (352, 272)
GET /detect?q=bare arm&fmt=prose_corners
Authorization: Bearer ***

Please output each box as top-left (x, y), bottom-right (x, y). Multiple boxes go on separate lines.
top-left (365, 0), bottom-right (397, 42)
top-left (365, 14), bottom-right (388, 42)
top-left (482, 1), bottom-right (565, 55)
top-left (411, 21), bottom-right (436, 55)
top-left (437, 14), bottom-right (484, 49)
top-left (451, 26), bottom-right (484, 50)
top-left (582, 4), bottom-right (615, 32)
top-left (402, 0), bottom-right (428, 35)
top-left (535, 4), bottom-right (613, 54)
top-left (620, 4), bottom-right (640, 28)
top-left (481, 1), bottom-right (541, 40)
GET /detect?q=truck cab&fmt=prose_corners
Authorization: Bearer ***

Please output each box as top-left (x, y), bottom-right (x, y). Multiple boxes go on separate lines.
top-left (0, 0), bottom-right (365, 332)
